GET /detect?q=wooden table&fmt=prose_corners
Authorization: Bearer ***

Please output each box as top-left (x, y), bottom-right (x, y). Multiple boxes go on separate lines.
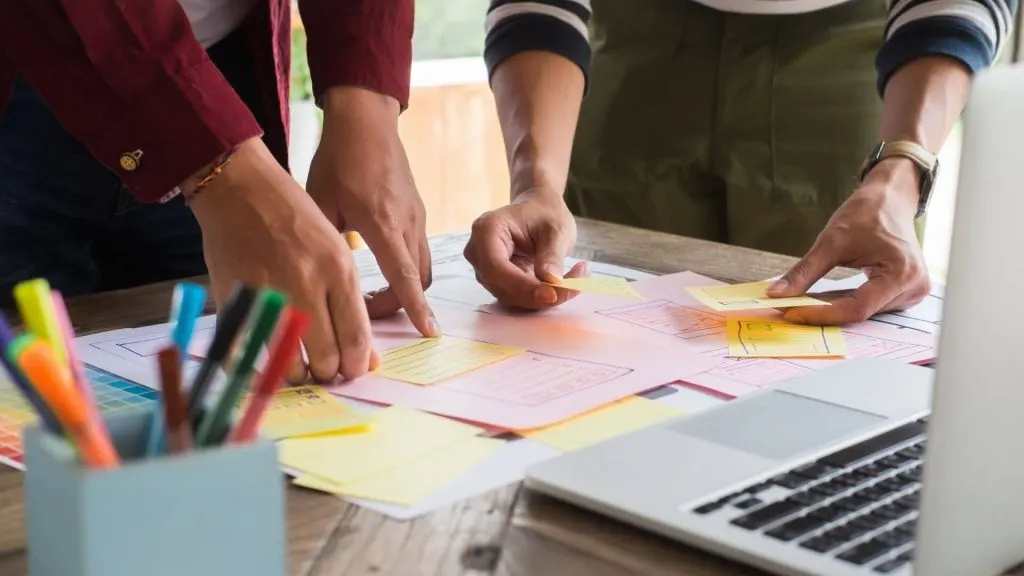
top-left (0, 219), bottom-right (850, 576)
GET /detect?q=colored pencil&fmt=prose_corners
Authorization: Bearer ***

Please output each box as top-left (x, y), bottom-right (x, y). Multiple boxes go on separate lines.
top-left (196, 289), bottom-right (286, 446)
top-left (157, 346), bottom-right (191, 454)
top-left (228, 307), bottom-right (310, 443)
top-left (147, 282), bottom-right (207, 456)
top-left (11, 336), bottom-right (119, 468)
top-left (0, 311), bottom-right (62, 433)
top-left (13, 279), bottom-right (68, 370)
top-left (188, 284), bottom-right (257, 424)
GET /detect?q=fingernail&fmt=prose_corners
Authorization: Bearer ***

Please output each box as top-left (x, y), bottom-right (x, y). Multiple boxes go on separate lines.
top-left (428, 317), bottom-right (442, 337)
top-left (369, 349), bottom-right (381, 371)
top-left (768, 279), bottom-right (788, 294)
top-left (534, 286), bottom-right (558, 304)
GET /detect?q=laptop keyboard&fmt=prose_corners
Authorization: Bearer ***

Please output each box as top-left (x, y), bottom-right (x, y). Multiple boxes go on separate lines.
top-left (692, 419), bottom-right (927, 573)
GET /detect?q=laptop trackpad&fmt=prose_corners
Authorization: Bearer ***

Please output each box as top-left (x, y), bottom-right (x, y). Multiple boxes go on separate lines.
top-left (667, 390), bottom-right (886, 460)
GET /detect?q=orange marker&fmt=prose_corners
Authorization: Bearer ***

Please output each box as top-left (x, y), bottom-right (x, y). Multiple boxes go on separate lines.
top-left (11, 336), bottom-right (120, 469)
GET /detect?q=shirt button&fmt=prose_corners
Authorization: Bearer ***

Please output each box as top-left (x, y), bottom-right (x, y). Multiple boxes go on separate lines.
top-left (119, 150), bottom-right (143, 172)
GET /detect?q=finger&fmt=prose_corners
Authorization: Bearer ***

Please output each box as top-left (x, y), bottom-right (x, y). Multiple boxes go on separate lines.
top-left (548, 260), bottom-right (590, 306)
top-left (329, 265), bottom-right (375, 381)
top-left (470, 222), bottom-right (551, 308)
top-left (532, 227), bottom-right (574, 284)
top-left (766, 241), bottom-right (838, 297)
top-left (365, 233), bottom-right (439, 338)
top-left (295, 291), bottom-right (340, 383)
top-left (286, 341), bottom-right (308, 384)
top-left (784, 274), bottom-right (904, 325)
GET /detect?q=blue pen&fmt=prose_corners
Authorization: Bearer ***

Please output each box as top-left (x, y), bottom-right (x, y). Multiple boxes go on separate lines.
top-left (0, 311), bottom-right (62, 433)
top-left (146, 282), bottom-right (207, 456)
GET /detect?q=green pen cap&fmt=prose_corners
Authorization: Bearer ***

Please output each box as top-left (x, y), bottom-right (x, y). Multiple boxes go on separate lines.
top-left (7, 333), bottom-right (37, 364)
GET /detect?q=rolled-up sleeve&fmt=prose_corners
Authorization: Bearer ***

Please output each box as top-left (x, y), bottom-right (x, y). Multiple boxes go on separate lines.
top-left (876, 0), bottom-right (1018, 93)
top-left (482, 0), bottom-right (593, 89)
top-left (0, 1), bottom-right (261, 203)
top-left (298, 0), bottom-right (414, 109)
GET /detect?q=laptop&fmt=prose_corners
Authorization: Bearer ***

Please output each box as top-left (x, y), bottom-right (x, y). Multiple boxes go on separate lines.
top-left (523, 62), bottom-right (1024, 576)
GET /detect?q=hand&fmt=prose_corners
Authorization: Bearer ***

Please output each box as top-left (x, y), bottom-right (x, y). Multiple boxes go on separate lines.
top-left (465, 189), bottom-right (585, 309)
top-left (766, 159), bottom-right (931, 325)
top-left (306, 87), bottom-right (438, 337)
top-left (189, 137), bottom-right (376, 383)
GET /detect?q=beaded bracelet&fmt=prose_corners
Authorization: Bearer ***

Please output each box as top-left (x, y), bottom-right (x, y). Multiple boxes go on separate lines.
top-left (158, 145), bottom-right (240, 204)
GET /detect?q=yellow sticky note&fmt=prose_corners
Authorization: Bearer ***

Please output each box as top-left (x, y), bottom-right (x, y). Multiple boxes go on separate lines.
top-left (686, 281), bottom-right (828, 311)
top-left (292, 436), bottom-right (503, 505)
top-left (546, 277), bottom-right (644, 300)
top-left (375, 336), bottom-right (525, 385)
top-left (520, 396), bottom-right (685, 452)
top-left (726, 319), bottom-right (846, 358)
top-left (254, 385), bottom-right (373, 440)
top-left (278, 405), bottom-right (482, 485)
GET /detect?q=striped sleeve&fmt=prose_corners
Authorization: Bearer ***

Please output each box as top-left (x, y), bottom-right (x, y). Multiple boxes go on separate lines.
top-left (482, 0), bottom-right (592, 85)
top-left (876, 0), bottom-right (1018, 93)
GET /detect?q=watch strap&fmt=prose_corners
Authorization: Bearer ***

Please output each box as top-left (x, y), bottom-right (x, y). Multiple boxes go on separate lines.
top-left (860, 140), bottom-right (939, 219)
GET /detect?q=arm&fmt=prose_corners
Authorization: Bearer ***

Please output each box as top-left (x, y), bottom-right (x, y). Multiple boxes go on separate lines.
top-left (297, 0), bottom-right (414, 111)
top-left (483, 0), bottom-right (591, 200)
top-left (0, 1), bottom-right (260, 202)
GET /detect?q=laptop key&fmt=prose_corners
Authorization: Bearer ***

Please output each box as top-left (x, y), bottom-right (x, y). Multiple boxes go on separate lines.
top-left (730, 500), bottom-right (803, 530)
top-left (799, 535), bottom-right (844, 553)
top-left (787, 490), bottom-right (826, 507)
top-left (772, 473), bottom-right (811, 489)
top-left (793, 462), bottom-right (835, 479)
top-left (693, 502), bottom-right (722, 515)
top-left (765, 514), bottom-right (831, 541)
top-left (734, 497), bottom-right (762, 509)
top-left (836, 538), bottom-right (895, 565)
top-left (811, 480), bottom-right (847, 497)
top-left (874, 554), bottom-right (912, 573)
top-left (834, 495), bottom-right (873, 512)
top-left (819, 422), bottom-right (926, 468)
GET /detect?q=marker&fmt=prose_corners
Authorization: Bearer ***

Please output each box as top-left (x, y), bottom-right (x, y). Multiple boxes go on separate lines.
top-left (187, 284), bottom-right (257, 424)
top-left (14, 279), bottom-right (68, 369)
top-left (0, 312), bottom-right (62, 433)
top-left (157, 346), bottom-right (191, 454)
top-left (50, 291), bottom-right (103, 430)
top-left (146, 282), bottom-right (207, 456)
top-left (228, 307), bottom-right (310, 444)
top-left (11, 336), bottom-right (119, 468)
top-left (196, 289), bottom-right (286, 446)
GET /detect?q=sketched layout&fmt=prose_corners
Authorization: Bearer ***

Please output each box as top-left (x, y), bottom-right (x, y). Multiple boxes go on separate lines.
top-left (595, 299), bottom-right (725, 339)
top-left (441, 352), bottom-right (633, 407)
top-left (700, 347), bottom-right (812, 387)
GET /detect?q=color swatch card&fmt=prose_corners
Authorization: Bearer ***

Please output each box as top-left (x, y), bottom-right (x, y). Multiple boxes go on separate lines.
top-left (253, 385), bottom-right (373, 440)
top-left (278, 405), bottom-right (483, 485)
top-left (292, 436), bottom-right (503, 506)
top-left (520, 396), bottom-right (685, 452)
top-left (546, 277), bottom-right (644, 300)
top-left (686, 281), bottom-right (828, 311)
top-left (726, 319), bottom-right (846, 358)
top-left (375, 336), bottom-right (524, 385)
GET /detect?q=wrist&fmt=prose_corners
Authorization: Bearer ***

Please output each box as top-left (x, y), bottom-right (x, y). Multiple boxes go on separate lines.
top-left (509, 158), bottom-right (567, 202)
top-left (321, 86), bottom-right (400, 128)
top-left (861, 157), bottom-right (922, 208)
top-left (187, 138), bottom-right (277, 218)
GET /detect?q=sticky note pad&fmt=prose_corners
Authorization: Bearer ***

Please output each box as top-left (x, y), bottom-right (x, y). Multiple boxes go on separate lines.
top-left (292, 436), bottom-right (503, 506)
top-left (546, 277), bottom-right (644, 300)
top-left (520, 396), bottom-right (685, 452)
top-left (686, 281), bottom-right (828, 311)
top-left (375, 336), bottom-right (525, 385)
top-left (278, 405), bottom-right (483, 485)
top-left (726, 319), bottom-right (846, 358)
top-left (254, 385), bottom-right (373, 440)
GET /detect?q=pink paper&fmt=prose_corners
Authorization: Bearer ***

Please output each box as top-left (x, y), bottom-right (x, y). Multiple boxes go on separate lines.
top-left (493, 271), bottom-right (938, 399)
top-left (327, 305), bottom-right (717, 429)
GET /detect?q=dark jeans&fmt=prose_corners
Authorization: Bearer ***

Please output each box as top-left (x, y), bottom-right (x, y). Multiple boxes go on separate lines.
top-left (0, 25), bottom-right (266, 309)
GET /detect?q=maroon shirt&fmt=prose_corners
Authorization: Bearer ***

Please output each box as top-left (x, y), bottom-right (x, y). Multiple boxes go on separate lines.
top-left (0, 0), bottom-right (413, 203)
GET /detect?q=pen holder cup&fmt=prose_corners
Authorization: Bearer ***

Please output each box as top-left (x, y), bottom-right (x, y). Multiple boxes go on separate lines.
top-left (23, 409), bottom-right (287, 576)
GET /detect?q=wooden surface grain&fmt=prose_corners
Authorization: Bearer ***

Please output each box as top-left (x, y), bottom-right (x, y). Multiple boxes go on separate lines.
top-left (0, 219), bottom-right (840, 576)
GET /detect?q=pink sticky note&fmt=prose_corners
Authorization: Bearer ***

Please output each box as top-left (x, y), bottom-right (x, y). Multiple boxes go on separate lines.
top-left (328, 306), bottom-right (718, 429)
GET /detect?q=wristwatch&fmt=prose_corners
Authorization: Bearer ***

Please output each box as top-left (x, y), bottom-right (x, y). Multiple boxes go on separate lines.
top-left (859, 140), bottom-right (939, 219)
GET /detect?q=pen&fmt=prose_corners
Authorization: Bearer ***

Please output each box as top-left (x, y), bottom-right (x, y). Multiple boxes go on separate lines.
top-left (0, 311), bottom-right (62, 433)
top-left (157, 346), bottom-right (191, 454)
top-left (147, 282), bottom-right (207, 456)
top-left (228, 307), bottom-right (310, 444)
top-left (50, 291), bottom-right (103, 429)
top-left (10, 335), bottom-right (119, 468)
top-left (196, 289), bottom-right (286, 446)
top-left (13, 278), bottom-right (68, 369)
top-left (188, 284), bottom-right (257, 424)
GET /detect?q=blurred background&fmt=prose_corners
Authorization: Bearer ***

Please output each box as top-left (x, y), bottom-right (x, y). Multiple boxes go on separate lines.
top-left (288, 1), bottom-right (1023, 282)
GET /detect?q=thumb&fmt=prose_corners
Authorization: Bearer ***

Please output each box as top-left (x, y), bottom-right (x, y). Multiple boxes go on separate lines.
top-left (533, 227), bottom-right (572, 283)
top-left (767, 243), bottom-right (836, 297)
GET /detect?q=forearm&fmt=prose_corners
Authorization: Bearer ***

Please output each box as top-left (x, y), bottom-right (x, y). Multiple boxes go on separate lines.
top-left (879, 56), bottom-right (971, 151)
top-left (298, 0), bottom-right (413, 110)
top-left (492, 52), bottom-right (584, 200)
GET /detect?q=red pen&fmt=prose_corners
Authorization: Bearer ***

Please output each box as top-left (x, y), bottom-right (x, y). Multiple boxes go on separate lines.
top-left (157, 347), bottom-right (191, 454)
top-left (227, 307), bottom-right (310, 444)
